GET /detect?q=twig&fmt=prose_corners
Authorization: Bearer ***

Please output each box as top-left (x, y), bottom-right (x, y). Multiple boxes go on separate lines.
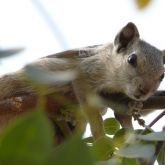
top-left (148, 126), bottom-right (165, 165)
top-left (148, 110), bottom-right (165, 128)
top-left (148, 141), bottom-right (164, 165)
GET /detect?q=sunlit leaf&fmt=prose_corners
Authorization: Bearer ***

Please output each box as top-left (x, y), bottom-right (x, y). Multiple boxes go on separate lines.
top-left (25, 65), bottom-right (77, 84)
top-left (51, 136), bottom-right (94, 165)
top-left (91, 136), bottom-right (114, 160)
top-left (103, 118), bottom-right (120, 135)
top-left (116, 144), bottom-right (155, 160)
top-left (113, 128), bottom-right (132, 148)
top-left (0, 47), bottom-right (24, 58)
top-left (0, 110), bottom-right (54, 165)
top-left (135, 0), bottom-right (152, 9)
top-left (137, 132), bottom-right (165, 141)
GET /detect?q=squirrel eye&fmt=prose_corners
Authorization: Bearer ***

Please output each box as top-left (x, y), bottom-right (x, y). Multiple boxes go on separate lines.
top-left (160, 73), bottom-right (164, 81)
top-left (127, 53), bottom-right (137, 67)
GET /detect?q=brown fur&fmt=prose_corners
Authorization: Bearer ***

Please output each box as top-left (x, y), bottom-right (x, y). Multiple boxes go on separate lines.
top-left (0, 22), bottom-right (164, 140)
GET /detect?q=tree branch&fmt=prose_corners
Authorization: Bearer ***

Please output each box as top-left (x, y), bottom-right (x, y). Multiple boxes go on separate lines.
top-left (100, 91), bottom-right (165, 113)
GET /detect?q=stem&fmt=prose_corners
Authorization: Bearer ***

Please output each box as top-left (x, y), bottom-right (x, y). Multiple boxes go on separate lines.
top-left (140, 110), bottom-right (165, 135)
top-left (148, 141), bottom-right (164, 165)
top-left (148, 110), bottom-right (165, 128)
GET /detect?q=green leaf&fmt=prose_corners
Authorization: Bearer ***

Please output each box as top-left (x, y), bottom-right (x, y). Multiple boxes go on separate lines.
top-left (83, 136), bottom-right (94, 144)
top-left (116, 144), bottom-right (155, 160)
top-left (134, 128), bottom-right (153, 135)
top-left (122, 158), bottom-right (137, 165)
top-left (113, 128), bottom-right (131, 148)
top-left (51, 135), bottom-right (94, 165)
top-left (0, 110), bottom-right (54, 165)
top-left (91, 136), bottom-right (114, 160)
top-left (103, 118), bottom-right (120, 135)
top-left (0, 47), bottom-right (24, 58)
top-left (137, 132), bottom-right (165, 141)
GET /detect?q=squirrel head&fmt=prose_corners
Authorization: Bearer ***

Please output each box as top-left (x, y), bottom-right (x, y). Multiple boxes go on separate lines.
top-left (110, 22), bottom-right (164, 101)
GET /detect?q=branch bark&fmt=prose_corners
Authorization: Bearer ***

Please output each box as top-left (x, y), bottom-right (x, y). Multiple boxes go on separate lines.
top-left (100, 91), bottom-right (165, 113)
top-left (0, 90), bottom-right (165, 122)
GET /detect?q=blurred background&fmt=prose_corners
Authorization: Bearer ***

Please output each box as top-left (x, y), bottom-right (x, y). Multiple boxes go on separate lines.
top-left (0, 0), bottom-right (164, 131)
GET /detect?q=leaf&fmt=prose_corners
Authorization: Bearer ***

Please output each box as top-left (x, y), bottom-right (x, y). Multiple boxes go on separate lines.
top-left (134, 128), bottom-right (153, 135)
top-left (83, 136), bottom-right (94, 144)
top-left (95, 158), bottom-right (121, 165)
top-left (51, 136), bottom-right (94, 165)
top-left (135, 0), bottom-right (152, 9)
top-left (122, 158), bottom-right (137, 165)
top-left (103, 118), bottom-right (120, 135)
top-left (0, 47), bottom-right (24, 58)
top-left (25, 65), bottom-right (77, 84)
top-left (91, 136), bottom-right (114, 160)
top-left (137, 132), bottom-right (165, 141)
top-left (0, 110), bottom-right (54, 165)
top-left (113, 128), bottom-right (131, 148)
top-left (116, 144), bottom-right (155, 160)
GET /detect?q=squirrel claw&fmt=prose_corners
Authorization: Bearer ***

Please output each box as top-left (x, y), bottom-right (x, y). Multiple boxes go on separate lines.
top-left (128, 101), bottom-right (143, 114)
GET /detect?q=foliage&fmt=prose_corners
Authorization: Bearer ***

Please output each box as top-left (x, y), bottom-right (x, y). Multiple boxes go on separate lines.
top-left (0, 110), bottom-right (53, 165)
top-left (0, 111), bottom-right (165, 165)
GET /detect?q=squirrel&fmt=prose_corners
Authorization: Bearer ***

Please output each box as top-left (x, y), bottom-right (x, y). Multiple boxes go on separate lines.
top-left (0, 22), bottom-right (164, 141)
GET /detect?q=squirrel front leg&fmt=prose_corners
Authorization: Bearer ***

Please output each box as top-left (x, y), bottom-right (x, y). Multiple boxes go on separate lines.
top-left (81, 98), bottom-right (105, 140)
top-left (78, 97), bottom-right (105, 140)
top-left (72, 81), bottom-right (105, 140)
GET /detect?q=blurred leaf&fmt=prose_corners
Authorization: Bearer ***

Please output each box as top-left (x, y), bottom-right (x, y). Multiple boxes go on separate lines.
top-left (0, 47), bottom-right (24, 58)
top-left (157, 143), bottom-right (165, 165)
top-left (103, 118), bottom-right (120, 135)
top-left (122, 158), bottom-right (137, 165)
top-left (51, 135), bottom-right (94, 165)
top-left (113, 128), bottom-right (131, 148)
top-left (134, 129), bottom-right (156, 146)
top-left (25, 65), bottom-right (77, 84)
top-left (105, 159), bottom-right (121, 165)
top-left (83, 136), bottom-right (94, 144)
top-left (134, 129), bottom-right (153, 135)
top-left (91, 136), bottom-right (114, 160)
top-left (135, 0), bottom-right (151, 9)
top-left (137, 132), bottom-right (165, 141)
top-left (116, 144), bottom-right (155, 160)
top-left (95, 158), bottom-right (121, 165)
top-left (0, 110), bottom-right (54, 165)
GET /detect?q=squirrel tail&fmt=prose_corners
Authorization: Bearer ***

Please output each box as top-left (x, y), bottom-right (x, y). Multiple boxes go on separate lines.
top-left (0, 70), bottom-right (35, 100)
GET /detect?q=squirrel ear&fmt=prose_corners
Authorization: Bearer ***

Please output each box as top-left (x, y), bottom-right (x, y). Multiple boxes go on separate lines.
top-left (114, 22), bottom-right (140, 53)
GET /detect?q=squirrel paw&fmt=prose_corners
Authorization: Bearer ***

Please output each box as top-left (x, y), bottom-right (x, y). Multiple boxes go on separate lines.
top-left (128, 101), bottom-right (143, 115)
top-left (128, 101), bottom-right (146, 127)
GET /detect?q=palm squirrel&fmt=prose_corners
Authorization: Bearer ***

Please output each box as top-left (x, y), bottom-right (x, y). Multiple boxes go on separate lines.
top-left (0, 22), bottom-right (164, 140)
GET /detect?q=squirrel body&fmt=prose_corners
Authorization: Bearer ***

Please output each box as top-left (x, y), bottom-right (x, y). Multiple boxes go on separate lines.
top-left (0, 22), bottom-right (164, 140)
